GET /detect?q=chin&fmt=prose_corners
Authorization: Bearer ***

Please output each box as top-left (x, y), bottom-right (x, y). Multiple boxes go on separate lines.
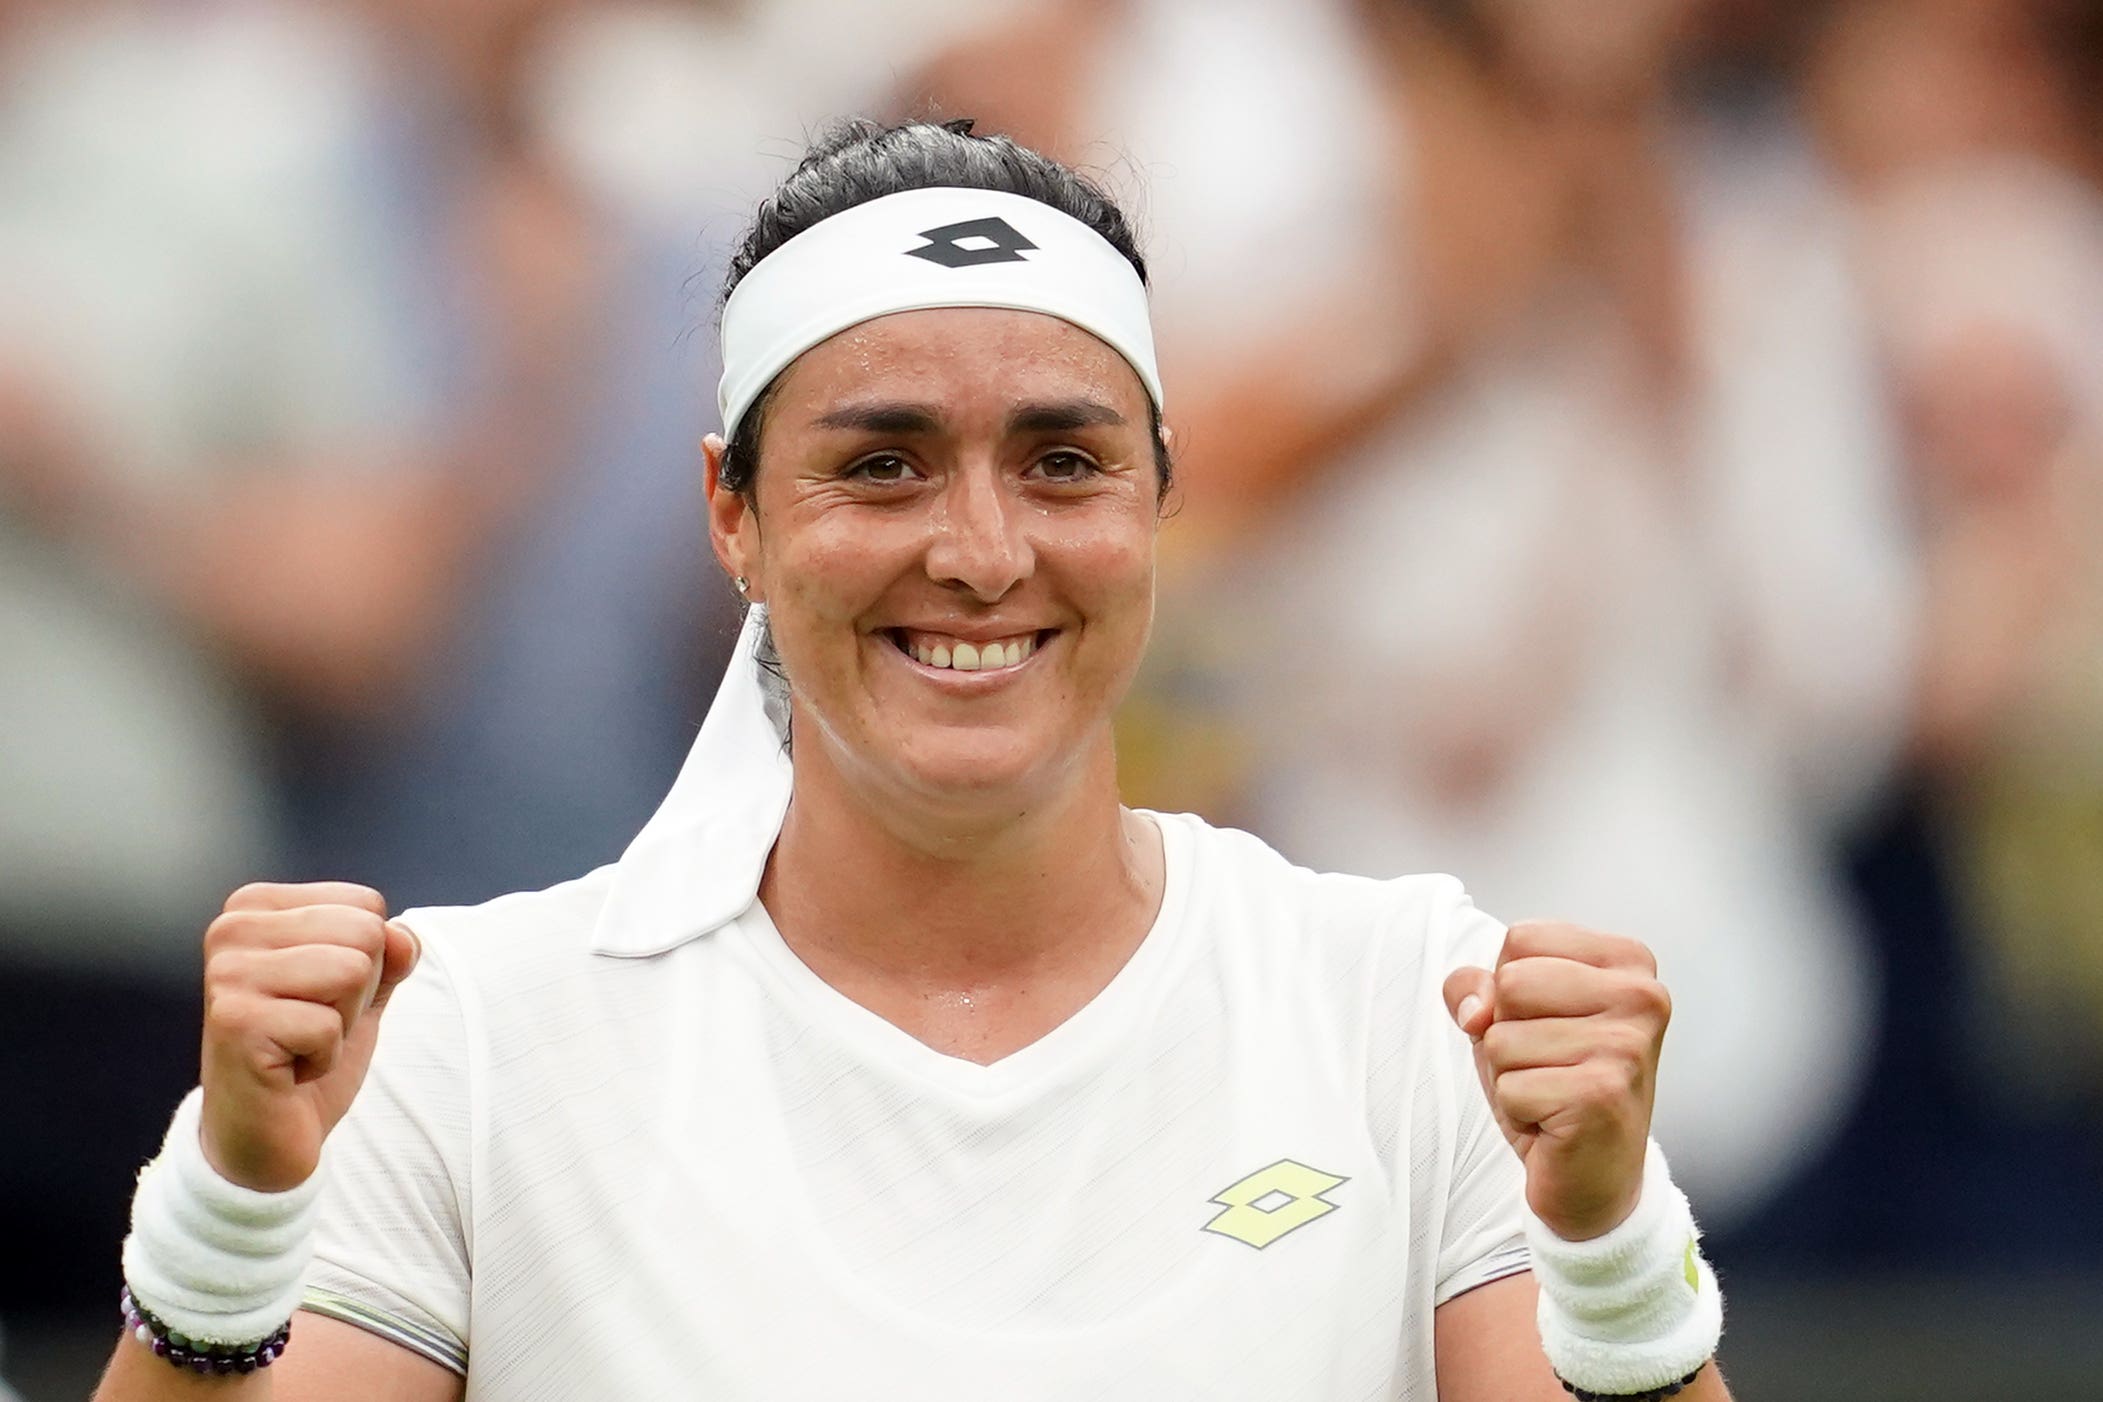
top-left (887, 725), bottom-right (1066, 806)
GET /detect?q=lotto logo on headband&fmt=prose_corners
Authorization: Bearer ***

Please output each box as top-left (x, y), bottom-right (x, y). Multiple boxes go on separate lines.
top-left (905, 216), bottom-right (1038, 269)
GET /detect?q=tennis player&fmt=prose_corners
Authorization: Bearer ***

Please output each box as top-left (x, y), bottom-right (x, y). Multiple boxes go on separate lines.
top-left (97, 119), bottom-right (1730, 1402)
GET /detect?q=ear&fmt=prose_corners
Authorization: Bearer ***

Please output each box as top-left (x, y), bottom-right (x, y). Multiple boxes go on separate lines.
top-left (703, 433), bottom-right (762, 599)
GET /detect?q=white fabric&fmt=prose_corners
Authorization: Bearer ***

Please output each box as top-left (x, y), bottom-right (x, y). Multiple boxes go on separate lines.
top-left (1527, 1142), bottom-right (1723, 1395)
top-left (586, 605), bottom-right (790, 956)
top-left (122, 1089), bottom-right (324, 1347)
top-left (303, 813), bottom-right (1534, 1397)
top-left (716, 187), bottom-right (1163, 437)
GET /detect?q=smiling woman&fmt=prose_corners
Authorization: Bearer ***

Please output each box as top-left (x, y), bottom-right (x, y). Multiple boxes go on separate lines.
top-left (96, 119), bottom-right (1730, 1402)
top-left (716, 306), bottom-right (1161, 819)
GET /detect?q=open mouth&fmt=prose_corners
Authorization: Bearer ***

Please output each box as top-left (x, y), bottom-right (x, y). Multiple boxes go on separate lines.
top-left (884, 628), bottom-right (1054, 673)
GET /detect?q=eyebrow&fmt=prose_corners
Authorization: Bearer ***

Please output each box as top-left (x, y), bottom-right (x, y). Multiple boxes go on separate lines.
top-left (1007, 399), bottom-right (1127, 433)
top-left (810, 402), bottom-right (944, 434)
top-left (807, 398), bottom-right (1128, 435)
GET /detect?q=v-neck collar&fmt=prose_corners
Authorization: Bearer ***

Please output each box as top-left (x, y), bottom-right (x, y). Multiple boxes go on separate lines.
top-left (728, 811), bottom-right (1196, 1100)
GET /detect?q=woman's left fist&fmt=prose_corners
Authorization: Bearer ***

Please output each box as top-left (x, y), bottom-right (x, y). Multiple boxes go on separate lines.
top-left (1442, 921), bottom-right (1672, 1241)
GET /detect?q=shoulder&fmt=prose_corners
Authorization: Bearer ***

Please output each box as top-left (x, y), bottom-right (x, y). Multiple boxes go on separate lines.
top-left (384, 866), bottom-right (633, 1033)
top-left (379, 864), bottom-right (705, 1102)
top-left (1158, 810), bottom-right (1503, 976)
top-left (396, 866), bottom-right (618, 965)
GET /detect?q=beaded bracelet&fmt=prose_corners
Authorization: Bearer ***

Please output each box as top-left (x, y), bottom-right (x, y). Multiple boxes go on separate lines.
top-left (122, 1286), bottom-right (292, 1375)
top-left (1558, 1363), bottom-right (1706, 1402)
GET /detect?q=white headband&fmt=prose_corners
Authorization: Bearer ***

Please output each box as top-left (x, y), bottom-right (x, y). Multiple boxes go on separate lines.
top-left (717, 186), bottom-right (1163, 438)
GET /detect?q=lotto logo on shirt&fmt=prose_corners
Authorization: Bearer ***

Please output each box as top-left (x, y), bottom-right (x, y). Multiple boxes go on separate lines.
top-left (1202, 1160), bottom-right (1349, 1249)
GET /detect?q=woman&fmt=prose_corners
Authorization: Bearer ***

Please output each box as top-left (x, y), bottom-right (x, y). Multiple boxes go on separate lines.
top-left (97, 121), bottom-right (1728, 1402)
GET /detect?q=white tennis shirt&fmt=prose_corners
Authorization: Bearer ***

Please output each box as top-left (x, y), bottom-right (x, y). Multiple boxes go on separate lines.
top-left (302, 810), bottom-right (1530, 1399)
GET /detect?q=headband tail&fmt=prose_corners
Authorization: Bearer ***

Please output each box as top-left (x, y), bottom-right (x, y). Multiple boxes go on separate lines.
top-left (588, 606), bottom-right (792, 956)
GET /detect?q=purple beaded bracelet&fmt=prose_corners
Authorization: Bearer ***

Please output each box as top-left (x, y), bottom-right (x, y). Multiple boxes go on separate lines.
top-left (122, 1286), bottom-right (292, 1375)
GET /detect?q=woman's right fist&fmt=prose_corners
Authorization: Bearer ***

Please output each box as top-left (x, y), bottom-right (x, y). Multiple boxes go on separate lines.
top-left (198, 882), bottom-right (421, 1193)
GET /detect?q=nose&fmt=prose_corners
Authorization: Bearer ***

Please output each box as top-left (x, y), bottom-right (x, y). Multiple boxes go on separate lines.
top-left (925, 463), bottom-right (1034, 601)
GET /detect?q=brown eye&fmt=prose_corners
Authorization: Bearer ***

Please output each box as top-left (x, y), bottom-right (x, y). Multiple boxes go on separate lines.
top-left (847, 454), bottom-right (919, 483)
top-left (1033, 451), bottom-right (1100, 483)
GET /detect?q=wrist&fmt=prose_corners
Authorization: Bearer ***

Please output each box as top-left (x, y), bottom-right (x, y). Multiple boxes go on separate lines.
top-left (198, 1103), bottom-right (311, 1196)
top-left (1525, 1140), bottom-right (1723, 1398)
top-left (121, 1088), bottom-right (324, 1353)
top-left (1534, 1170), bottom-right (1645, 1243)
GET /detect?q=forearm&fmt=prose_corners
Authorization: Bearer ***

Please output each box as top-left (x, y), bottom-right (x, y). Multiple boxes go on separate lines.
top-left (1435, 1274), bottom-right (1730, 1402)
top-left (96, 1311), bottom-right (462, 1402)
top-left (95, 1338), bottom-right (274, 1402)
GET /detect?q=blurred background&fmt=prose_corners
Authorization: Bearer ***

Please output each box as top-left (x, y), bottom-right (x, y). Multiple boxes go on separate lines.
top-left (2, 0), bottom-right (2100, 1396)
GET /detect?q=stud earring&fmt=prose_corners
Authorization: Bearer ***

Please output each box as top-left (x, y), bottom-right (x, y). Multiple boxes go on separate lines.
top-left (734, 575), bottom-right (750, 597)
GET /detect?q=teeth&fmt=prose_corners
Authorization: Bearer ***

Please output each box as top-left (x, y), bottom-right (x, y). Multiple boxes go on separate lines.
top-left (900, 633), bottom-right (1038, 672)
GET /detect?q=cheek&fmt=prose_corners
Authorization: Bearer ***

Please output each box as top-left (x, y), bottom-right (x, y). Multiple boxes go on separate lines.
top-left (767, 516), bottom-right (909, 622)
top-left (1049, 508), bottom-right (1156, 640)
top-left (759, 519), bottom-right (915, 701)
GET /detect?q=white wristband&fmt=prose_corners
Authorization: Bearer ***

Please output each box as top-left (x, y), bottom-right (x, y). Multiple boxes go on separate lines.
top-left (120, 1088), bottom-right (323, 1347)
top-left (1525, 1141), bottom-right (1723, 1396)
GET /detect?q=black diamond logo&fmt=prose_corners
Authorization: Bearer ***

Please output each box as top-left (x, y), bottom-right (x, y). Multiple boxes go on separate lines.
top-left (904, 216), bottom-right (1038, 269)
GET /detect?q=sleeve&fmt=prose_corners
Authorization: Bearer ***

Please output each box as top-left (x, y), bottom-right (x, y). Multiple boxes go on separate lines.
top-left (300, 936), bottom-right (474, 1375)
top-left (1428, 894), bottom-right (1532, 1306)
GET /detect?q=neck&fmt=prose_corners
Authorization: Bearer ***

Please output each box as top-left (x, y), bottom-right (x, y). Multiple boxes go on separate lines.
top-left (762, 732), bottom-right (1155, 986)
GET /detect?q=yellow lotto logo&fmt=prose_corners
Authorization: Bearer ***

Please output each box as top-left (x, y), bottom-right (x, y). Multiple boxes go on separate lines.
top-left (1201, 1160), bottom-right (1349, 1250)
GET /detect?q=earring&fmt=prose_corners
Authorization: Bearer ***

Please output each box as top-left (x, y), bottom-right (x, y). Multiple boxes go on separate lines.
top-left (734, 575), bottom-right (750, 597)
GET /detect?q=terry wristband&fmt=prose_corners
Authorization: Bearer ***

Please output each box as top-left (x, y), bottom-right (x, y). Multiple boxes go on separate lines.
top-left (1526, 1141), bottom-right (1723, 1397)
top-left (120, 1088), bottom-right (324, 1349)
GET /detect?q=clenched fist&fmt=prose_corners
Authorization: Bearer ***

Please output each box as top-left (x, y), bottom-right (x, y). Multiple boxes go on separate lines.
top-left (198, 882), bottom-right (420, 1194)
top-left (1442, 921), bottom-right (1671, 1242)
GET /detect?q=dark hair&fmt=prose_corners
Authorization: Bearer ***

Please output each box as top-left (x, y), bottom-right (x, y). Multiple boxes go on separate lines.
top-left (718, 117), bottom-right (1173, 500)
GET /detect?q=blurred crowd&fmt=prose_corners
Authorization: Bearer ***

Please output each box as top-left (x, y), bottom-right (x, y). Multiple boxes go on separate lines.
top-left (4, 0), bottom-right (2102, 1378)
